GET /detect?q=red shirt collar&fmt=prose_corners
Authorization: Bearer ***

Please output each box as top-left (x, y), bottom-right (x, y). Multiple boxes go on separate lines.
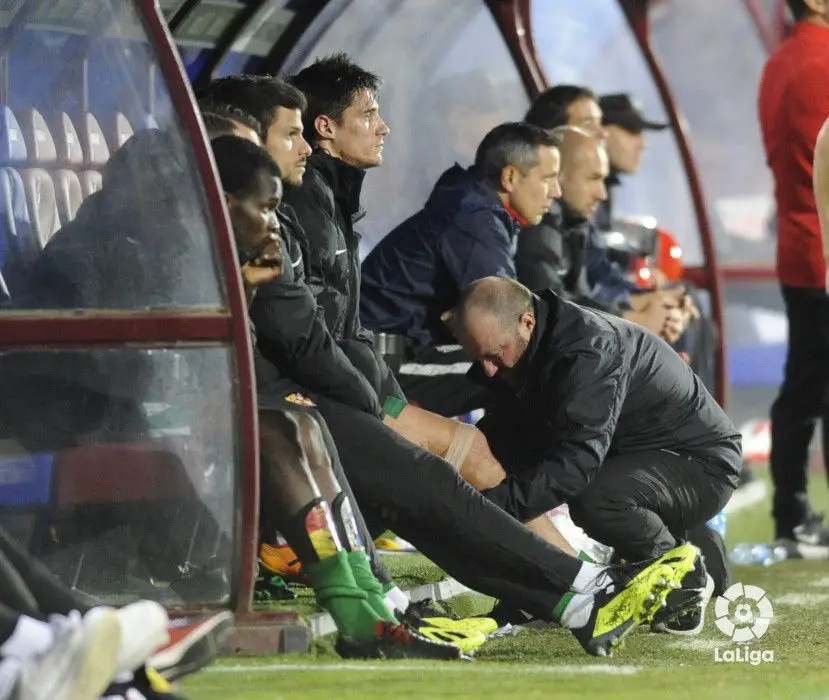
top-left (503, 202), bottom-right (528, 227)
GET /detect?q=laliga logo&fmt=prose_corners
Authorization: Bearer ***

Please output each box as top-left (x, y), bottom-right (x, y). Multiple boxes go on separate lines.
top-left (713, 582), bottom-right (775, 665)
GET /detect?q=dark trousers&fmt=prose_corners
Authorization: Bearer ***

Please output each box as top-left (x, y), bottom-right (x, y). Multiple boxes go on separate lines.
top-left (568, 450), bottom-right (733, 583)
top-left (396, 347), bottom-right (490, 417)
top-left (0, 523), bottom-right (89, 641)
top-left (770, 286), bottom-right (829, 537)
top-left (264, 382), bottom-right (581, 620)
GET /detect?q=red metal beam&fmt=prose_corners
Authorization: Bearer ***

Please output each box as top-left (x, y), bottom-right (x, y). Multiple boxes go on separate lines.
top-left (0, 314), bottom-right (231, 345)
top-left (743, 0), bottom-right (778, 53)
top-left (619, 0), bottom-right (728, 408)
top-left (137, 0), bottom-right (261, 620)
top-left (486, 0), bottom-right (548, 98)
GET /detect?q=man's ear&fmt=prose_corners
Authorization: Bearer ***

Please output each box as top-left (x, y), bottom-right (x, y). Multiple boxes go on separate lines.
top-left (519, 310), bottom-right (536, 335)
top-left (500, 164), bottom-right (519, 193)
top-left (314, 114), bottom-right (336, 141)
top-left (441, 309), bottom-right (454, 328)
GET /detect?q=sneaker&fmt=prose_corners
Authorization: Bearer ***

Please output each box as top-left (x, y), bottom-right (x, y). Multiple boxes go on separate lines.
top-left (259, 543), bottom-right (308, 584)
top-left (414, 626), bottom-right (487, 654)
top-left (570, 543), bottom-right (698, 656)
top-left (401, 599), bottom-right (500, 636)
top-left (335, 621), bottom-right (465, 660)
top-left (106, 601), bottom-right (170, 676)
top-left (14, 609), bottom-right (122, 700)
top-left (148, 611), bottom-right (233, 683)
top-left (652, 573), bottom-right (715, 636)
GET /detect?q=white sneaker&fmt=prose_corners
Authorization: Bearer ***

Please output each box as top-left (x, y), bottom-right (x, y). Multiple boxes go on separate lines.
top-left (109, 601), bottom-right (170, 675)
top-left (13, 609), bottom-right (121, 700)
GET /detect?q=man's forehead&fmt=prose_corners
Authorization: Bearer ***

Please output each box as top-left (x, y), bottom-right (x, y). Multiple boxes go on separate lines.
top-left (270, 106), bottom-right (303, 131)
top-left (350, 88), bottom-right (378, 111)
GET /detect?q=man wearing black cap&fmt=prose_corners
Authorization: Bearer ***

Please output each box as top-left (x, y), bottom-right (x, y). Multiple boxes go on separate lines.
top-left (594, 93), bottom-right (668, 232)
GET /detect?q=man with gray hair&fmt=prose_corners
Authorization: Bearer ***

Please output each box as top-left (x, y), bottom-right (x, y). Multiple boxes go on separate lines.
top-left (447, 276), bottom-right (742, 636)
top-left (361, 122), bottom-right (561, 416)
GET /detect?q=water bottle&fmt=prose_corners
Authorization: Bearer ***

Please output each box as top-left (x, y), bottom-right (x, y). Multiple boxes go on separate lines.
top-left (707, 511), bottom-right (727, 540)
top-left (730, 543), bottom-right (788, 566)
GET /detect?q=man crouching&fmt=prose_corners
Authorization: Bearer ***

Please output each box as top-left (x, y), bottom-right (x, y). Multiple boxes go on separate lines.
top-left (447, 276), bottom-right (742, 635)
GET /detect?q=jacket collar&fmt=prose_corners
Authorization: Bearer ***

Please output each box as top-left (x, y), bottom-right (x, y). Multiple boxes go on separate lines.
top-left (558, 199), bottom-right (589, 229)
top-left (308, 149), bottom-right (366, 220)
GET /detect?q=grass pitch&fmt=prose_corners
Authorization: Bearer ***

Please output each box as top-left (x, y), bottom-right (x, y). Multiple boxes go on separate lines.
top-left (181, 467), bottom-right (829, 700)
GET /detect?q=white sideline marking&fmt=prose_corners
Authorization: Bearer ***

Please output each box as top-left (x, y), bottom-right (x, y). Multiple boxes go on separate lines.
top-left (723, 481), bottom-right (768, 515)
top-left (775, 592), bottom-right (829, 606)
top-left (208, 663), bottom-right (641, 676)
top-left (808, 577), bottom-right (829, 588)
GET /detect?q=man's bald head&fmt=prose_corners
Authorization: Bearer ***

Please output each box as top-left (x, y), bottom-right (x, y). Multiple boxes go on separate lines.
top-left (449, 277), bottom-right (536, 378)
top-left (551, 126), bottom-right (608, 219)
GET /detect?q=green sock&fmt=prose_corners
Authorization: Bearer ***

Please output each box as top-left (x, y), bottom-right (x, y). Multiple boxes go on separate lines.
top-left (305, 551), bottom-right (384, 638)
top-left (577, 550), bottom-right (596, 563)
top-left (552, 591), bottom-right (575, 622)
top-left (346, 550), bottom-right (398, 623)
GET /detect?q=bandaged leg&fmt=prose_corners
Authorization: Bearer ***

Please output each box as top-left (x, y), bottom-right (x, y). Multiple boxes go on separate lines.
top-left (444, 422), bottom-right (477, 470)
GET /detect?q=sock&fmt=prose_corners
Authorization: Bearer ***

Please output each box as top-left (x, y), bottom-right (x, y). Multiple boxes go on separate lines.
top-left (305, 551), bottom-right (384, 639)
top-left (577, 550), bottom-right (596, 563)
top-left (557, 593), bottom-right (595, 630)
top-left (382, 583), bottom-right (410, 618)
top-left (0, 616), bottom-right (54, 660)
top-left (346, 550), bottom-right (397, 623)
top-left (571, 561), bottom-right (612, 595)
top-left (331, 492), bottom-right (365, 552)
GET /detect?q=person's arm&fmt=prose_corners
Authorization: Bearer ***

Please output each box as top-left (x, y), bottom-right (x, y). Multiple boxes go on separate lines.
top-left (815, 117), bottom-right (829, 293)
top-left (482, 341), bottom-right (629, 520)
top-left (441, 210), bottom-right (517, 287)
top-left (515, 222), bottom-right (569, 293)
top-left (250, 278), bottom-right (383, 417)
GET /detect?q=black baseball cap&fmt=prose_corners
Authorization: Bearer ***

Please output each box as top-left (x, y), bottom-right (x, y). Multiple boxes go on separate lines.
top-left (599, 93), bottom-right (669, 133)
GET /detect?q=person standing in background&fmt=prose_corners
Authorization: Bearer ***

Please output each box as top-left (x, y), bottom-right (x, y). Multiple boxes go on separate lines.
top-left (758, 0), bottom-right (829, 555)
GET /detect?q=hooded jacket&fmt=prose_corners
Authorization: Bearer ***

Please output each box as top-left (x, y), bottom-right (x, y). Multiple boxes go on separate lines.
top-left (360, 164), bottom-right (521, 352)
top-left (475, 289), bottom-right (742, 521)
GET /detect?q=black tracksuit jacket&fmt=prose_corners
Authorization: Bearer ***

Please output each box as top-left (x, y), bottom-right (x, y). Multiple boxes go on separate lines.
top-left (476, 289), bottom-right (742, 520)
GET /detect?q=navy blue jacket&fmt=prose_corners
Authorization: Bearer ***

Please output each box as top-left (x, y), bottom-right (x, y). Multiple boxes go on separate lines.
top-left (360, 165), bottom-right (521, 352)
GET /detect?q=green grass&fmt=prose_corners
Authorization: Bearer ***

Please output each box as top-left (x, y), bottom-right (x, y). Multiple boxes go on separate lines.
top-left (181, 466), bottom-right (829, 700)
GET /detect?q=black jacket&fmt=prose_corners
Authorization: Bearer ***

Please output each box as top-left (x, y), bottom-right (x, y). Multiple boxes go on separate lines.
top-left (250, 204), bottom-right (383, 417)
top-left (476, 290), bottom-right (742, 521)
top-left (281, 149), bottom-right (366, 341)
top-left (360, 164), bottom-right (521, 351)
top-left (281, 149), bottom-right (402, 402)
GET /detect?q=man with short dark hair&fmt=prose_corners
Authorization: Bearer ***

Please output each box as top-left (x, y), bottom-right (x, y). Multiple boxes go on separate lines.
top-left (197, 75), bottom-right (312, 185)
top-left (525, 85), bottom-right (606, 138)
top-left (360, 122), bottom-right (561, 416)
top-left (759, 0), bottom-right (829, 553)
top-left (448, 276), bottom-right (742, 635)
top-left (282, 54), bottom-right (401, 410)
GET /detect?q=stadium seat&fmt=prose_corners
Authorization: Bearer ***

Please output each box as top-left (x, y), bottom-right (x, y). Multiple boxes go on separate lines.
top-left (113, 113), bottom-right (134, 151)
top-left (77, 113), bottom-right (109, 198)
top-left (49, 112), bottom-right (84, 167)
top-left (17, 110), bottom-right (61, 250)
top-left (53, 170), bottom-right (83, 224)
top-left (0, 108), bottom-right (37, 283)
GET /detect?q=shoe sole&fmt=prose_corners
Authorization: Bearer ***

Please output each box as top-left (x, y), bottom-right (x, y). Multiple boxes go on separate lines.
top-left (416, 627), bottom-right (487, 654)
top-left (653, 573), bottom-right (715, 636)
top-left (68, 611), bottom-right (122, 700)
top-left (421, 616), bottom-right (500, 636)
top-left (587, 562), bottom-right (678, 656)
top-left (150, 610), bottom-right (233, 683)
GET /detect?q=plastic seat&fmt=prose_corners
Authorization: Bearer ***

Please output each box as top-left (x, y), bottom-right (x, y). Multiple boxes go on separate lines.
top-left (112, 113), bottom-right (134, 151)
top-left (17, 109), bottom-right (61, 250)
top-left (53, 170), bottom-right (83, 224)
top-left (77, 113), bottom-right (109, 197)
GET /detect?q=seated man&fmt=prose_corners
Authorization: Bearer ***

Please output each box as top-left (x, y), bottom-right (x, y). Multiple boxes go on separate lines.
top-left (447, 277), bottom-right (743, 635)
top-left (213, 134), bottom-right (470, 659)
top-left (209, 134), bottom-right (700, 658)
top-left (361, 122), bottom-right (561, 416)
top-left (515, 127), bottom-right (687, 343)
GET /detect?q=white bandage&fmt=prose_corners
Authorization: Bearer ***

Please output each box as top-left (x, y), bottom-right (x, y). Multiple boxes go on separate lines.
top-left (444, 422), bottom-right (477, 471)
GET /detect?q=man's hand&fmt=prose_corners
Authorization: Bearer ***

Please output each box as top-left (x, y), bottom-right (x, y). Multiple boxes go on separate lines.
top-left (241, 254), bottom-right (283, 307)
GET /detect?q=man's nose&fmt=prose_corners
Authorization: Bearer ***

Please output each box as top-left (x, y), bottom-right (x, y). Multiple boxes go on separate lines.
top-left (378, 118), bottom-right (390, 136)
